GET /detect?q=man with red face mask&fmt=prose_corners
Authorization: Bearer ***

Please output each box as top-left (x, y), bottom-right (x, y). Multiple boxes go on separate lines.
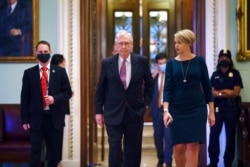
top-left (207, 49), bottom-right (243, 167)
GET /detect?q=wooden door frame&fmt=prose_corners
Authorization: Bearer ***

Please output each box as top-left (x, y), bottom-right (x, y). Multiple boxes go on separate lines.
top-left (80, 0), bottom-right (92, 166)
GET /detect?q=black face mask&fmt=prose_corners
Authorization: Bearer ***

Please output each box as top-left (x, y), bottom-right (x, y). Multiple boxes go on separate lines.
top-left (37, 54), bottom-right (51, 63)
top-left (218, 60), bottom-right (230, 68)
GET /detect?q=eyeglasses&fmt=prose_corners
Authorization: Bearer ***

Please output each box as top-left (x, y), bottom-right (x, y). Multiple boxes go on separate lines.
top-left (117, 42), bottom-right (131, 47)
top-left (37, 50), bottom-right (50, 54)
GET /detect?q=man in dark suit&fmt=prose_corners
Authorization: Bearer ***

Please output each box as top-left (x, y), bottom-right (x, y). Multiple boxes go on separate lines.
top-left (20, 40), bottom-right (72, 167)
top-left (95, 30), bottom-right (154, 167)
top-left (51, 53), bottom-right (71, 167)
top-left (150, 53), bottom-right (173, 167)
top-left (0, 0), bottom-right (32, 56)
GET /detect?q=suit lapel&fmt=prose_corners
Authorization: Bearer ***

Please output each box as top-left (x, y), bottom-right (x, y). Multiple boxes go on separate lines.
top-left (33, 65), bottom-right (42, 96)
top-left (110, 55), bottom-right (122, 80)
top-left (129, 54), bottom-right (139, 88)
top-left (110, 55), bottom-right (127, 89)
top-left (48, 65), bottom-right (56, 92)
top-left (110, 56), bottom-right (119, 77)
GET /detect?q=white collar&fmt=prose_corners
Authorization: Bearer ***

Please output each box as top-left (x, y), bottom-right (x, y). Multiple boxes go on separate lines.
top-left (119, 54), bottom-right (131, 63)
top-left (39, 63), bottom-right (50, 70)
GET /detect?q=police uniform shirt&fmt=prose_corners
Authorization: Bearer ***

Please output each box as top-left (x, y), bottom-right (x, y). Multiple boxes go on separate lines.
top-left (210, 69), bottom-right (243, 109)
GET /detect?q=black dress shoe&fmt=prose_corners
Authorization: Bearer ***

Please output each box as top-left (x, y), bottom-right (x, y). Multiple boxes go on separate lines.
top-left (165, 163), bottom-right (172, 167)
top-left (207, 164), bottom-right (218, 167)
top-left (156, 160), bottom-right (164, 167)
top-left (224, 164), bottom-right (232, 167)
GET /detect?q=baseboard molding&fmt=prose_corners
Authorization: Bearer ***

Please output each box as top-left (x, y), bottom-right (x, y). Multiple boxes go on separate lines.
top-left (61, 160), bottom-right (80, 167)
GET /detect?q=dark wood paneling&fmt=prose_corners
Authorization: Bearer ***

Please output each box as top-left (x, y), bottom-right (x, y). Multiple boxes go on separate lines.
top-left (80, 0), bottom-right (90, 166)
top-left (192, 0), bottom-right (206, 58)
top-left (175, 0), bottom-right (193, 31)
top-left (107, 0), bottom-right (140, 55)
top-left (142, 0), bottom-right (175, 58)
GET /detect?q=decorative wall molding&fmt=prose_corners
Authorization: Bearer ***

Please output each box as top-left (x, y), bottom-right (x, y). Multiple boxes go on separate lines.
top-left (205, 0), bottom-right (228, 74)
top-left (58, 0), bottom-right (81, 166)
top-left (205, 1), bottom-right (229, 166)
top-left (212, 0), bottom-right (217, 70)
top-left (205, 0), bottom-right (217, 75)
top-left (67, 0), bottom-right (74, 159)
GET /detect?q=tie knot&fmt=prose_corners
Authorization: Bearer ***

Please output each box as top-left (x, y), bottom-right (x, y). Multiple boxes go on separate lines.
top-left (122, 59), bottom-right (126, 64)
top-left (41, 67), bottom-right (47, 72)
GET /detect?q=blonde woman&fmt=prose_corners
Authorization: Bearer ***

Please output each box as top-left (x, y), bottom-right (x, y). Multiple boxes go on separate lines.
top-left (163, 29), bottom-right (215, 167)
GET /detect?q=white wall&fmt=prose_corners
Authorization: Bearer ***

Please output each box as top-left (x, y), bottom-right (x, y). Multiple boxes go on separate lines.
top-left (205, 0), bottom-right (245, 166)
top-left (0, 0), bottom-right (58, 103)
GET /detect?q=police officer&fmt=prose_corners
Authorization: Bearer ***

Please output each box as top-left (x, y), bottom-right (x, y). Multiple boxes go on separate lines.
top-left (207, 49), bottom-right (243, 167)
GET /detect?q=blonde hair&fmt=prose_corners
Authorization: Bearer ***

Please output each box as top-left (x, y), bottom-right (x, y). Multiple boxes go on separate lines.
top-left (174, 29), bottom-right (196, 45)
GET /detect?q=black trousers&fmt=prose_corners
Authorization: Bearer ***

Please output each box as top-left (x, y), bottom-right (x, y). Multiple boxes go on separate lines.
top-left (208, 108), bottom-right (240, 167)
top-left (105, 110), bottom-right (144, 167)
top-left (29, 113), bottom-right (62, 167)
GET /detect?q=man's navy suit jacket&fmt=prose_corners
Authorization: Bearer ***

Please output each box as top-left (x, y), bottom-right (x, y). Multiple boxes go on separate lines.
top-left (150, 74), bottom-right (161, 119)
top-left (20, 64), bottom-right (72, 130)
top-left (95, 53), bottom-right (154, 125)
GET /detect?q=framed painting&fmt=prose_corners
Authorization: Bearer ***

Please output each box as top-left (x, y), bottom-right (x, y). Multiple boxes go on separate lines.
top-left (0, 0), bottom-right (38, 63)
top-left (236, 0), bottom-right (250, 61)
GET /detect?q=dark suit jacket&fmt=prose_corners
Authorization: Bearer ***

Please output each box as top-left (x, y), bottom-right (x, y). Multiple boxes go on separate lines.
top-left (20, 64), bottom-right (72, 130)
top-left (0, 2), bottom-right (32, 56)
top-left (95, 53), bottom-right (154, 125)
top-left (150, 74), bottom-right (161, 119)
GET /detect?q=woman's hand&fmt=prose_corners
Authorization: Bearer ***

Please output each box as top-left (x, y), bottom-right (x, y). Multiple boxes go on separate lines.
top-left (163, 111), bottom-right (173, 127)
top-left (22, 124), bottom-right (30, 130)
top-left (208, 110), bottom-right (216, 127)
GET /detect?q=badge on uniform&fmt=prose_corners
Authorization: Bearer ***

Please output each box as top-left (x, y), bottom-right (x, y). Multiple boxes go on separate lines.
top-left (228, 72), bottom-right (233, 77)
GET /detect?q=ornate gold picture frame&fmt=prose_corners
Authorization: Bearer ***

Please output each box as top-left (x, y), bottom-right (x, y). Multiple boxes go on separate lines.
top-left (0, 0), bottom-right (39, 63)
top-left (237, 0), bottom-right (250, 61)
